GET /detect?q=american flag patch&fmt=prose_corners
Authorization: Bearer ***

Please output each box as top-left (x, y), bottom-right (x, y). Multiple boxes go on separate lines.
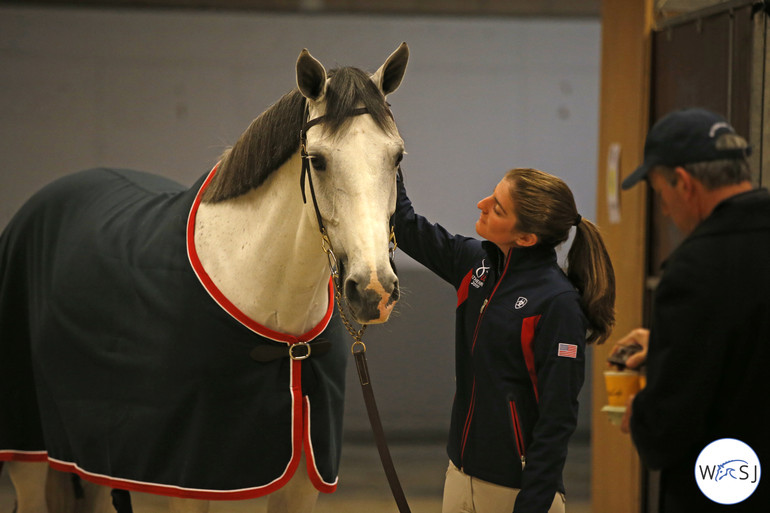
top-left (557, 343), bottom-right (578, 359)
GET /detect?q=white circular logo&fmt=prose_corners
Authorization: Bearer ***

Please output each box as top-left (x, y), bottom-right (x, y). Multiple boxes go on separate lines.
top-left (695, 438), bottom-right (761, 505)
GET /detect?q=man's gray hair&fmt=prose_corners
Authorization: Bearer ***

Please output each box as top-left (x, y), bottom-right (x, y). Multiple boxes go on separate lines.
top-left (657, 133), bottom-right (751, 190)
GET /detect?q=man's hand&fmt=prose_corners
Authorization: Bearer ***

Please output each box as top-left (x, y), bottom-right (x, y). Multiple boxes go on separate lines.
top-left (620, 394), bottom-right (634, 434)
top-left (608, 328), bottom-right (649, 370)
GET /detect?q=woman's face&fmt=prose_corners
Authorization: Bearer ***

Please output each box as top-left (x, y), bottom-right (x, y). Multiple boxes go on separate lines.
top-left (475, 179), bottom-right (536, 253)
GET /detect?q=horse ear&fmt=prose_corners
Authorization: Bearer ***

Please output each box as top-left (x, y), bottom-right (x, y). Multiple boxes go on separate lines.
top-left (372, 42), bottom-right (409, 96)
top-left (296, 49), bottom-right (327, 102)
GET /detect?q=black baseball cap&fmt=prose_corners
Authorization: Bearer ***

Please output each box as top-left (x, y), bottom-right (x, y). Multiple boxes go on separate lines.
top-left (622, 107), bottom-right (751, 190)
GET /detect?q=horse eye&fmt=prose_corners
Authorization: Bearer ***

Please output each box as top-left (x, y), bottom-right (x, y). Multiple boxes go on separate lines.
top-left (394, 153), bottom-right (403, 167)
top-left (310, 155), bottom-right (327, 172)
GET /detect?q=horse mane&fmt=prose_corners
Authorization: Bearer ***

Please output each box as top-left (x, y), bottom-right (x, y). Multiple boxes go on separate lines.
top-left (202, 67), bottom-right (395, 203)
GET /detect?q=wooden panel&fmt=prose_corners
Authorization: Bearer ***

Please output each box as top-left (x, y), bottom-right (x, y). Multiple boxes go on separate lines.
top-left (592, 0), bottom-right (652, 510)
top-left (731, 5), bottom-right (755, 144)
top-left (0, 0), bottom-right (601, 17)
top-left (649, 4), bottom-right (756, 272)
top-left (748, 8), bottom-right (767, 187)
top-left (325, 0), bottom-right (601, 16)
top-left (652, 16), bottom-right (730, 121)
top-left (763, 19), bottom-right (770, 186)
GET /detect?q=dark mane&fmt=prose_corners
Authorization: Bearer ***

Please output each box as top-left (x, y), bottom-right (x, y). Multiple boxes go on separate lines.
top-left (202, 67), bottom-right (395, 203)
top-left (320, 67), bottom-right (395, 135)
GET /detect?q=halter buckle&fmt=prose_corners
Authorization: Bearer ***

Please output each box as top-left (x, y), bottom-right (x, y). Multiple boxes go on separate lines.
top-left (300, 130), bottom-right (308, 157)
top-left (289, 342), bottom-right (311, 361)
top-left (321, 232), bottom-right (340, 280)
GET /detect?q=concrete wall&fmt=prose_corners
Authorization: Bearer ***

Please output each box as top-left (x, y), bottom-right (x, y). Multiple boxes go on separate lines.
top-left (0, 5), bottom-right (600, 438)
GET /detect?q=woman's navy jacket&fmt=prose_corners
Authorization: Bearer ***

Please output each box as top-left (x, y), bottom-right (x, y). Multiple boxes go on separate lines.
top-left (394, 179), bottom-right (588, 512)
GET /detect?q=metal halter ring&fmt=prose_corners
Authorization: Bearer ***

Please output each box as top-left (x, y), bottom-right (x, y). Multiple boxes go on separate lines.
top-left (388, 227), bottom-right (397, 259)
top-left (351, 340), bottom-right (367, 355)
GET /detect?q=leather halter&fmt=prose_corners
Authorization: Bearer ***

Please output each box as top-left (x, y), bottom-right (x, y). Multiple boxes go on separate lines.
top-left (298, 103), bottom-right (411, 513)
top-left (299, 104), bottom-right (397, 292)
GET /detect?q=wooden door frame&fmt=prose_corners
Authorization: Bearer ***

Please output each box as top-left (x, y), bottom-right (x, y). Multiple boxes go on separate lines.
top-left (592, 1), bottom-right (653, 512)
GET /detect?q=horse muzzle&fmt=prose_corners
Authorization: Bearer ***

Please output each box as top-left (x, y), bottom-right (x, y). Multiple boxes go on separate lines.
top-left (342, 266), bottom-right (399, 324)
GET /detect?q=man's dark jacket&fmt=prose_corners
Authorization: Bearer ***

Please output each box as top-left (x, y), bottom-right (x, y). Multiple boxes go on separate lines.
top-left (631, 188), bottom-right (770, 512)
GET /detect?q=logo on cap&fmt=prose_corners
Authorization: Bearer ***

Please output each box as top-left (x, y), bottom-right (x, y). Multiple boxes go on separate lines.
top-left (709, 121), bottom-right (732, 138)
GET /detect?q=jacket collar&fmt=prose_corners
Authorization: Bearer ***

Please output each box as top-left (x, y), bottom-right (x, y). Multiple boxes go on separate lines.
top-left (662, 188), bottom-right (770, 271)
top-left (482, 240), bottom-right (557, 273)
top-left (690, 187), bottom-right (770, 239)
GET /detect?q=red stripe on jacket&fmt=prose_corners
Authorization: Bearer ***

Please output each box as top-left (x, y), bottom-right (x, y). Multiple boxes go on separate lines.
top-left (521, 315), bottom-right (541, 402)
top-left (456, 270), bottom-right (473, 307)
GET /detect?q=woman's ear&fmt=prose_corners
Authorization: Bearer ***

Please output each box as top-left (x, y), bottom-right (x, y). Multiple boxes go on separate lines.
top-left (515, 232), bottom-right (538, 247)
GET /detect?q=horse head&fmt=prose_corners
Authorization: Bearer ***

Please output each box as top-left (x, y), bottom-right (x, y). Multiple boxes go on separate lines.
top-left (295, 43), bottom-right (408, 325)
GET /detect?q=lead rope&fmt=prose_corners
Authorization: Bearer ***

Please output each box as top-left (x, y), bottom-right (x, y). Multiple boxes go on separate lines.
top-left (301, 108), bottom-right (411, 513)
top-left (327, 229), bottom-right (410, 513)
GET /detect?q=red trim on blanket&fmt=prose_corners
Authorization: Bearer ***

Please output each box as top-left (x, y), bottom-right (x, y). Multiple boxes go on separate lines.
top-left (303, 396), bottom-right (339, 493)
top-left (0, 451), bottom-right (301, 500)
top-left (186, 164), bottom-right (334, 344)
top-left (0, 450), bottom-right (48, 462)
top-left (0, 361), bottom-right (323, 500)
top-left (2, 164), bottom-right (339, 500)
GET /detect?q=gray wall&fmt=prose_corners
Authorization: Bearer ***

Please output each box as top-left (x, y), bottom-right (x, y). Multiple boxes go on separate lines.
top-left (0, 6), bottom-right (600, 438)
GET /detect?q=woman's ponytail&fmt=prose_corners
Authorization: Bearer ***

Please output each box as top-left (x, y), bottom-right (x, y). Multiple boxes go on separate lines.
top-left (505, 168), bottom-right (615, 344)
top-left (567, 219), bottom-right (615, 344)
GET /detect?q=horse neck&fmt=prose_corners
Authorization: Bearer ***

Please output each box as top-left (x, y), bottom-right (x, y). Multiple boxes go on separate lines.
top-left (193, 153), bottom-right (331, 337)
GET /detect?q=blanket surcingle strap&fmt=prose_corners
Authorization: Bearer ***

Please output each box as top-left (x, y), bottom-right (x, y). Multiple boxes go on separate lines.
top-left (249, 339), bottom-right (332, 362)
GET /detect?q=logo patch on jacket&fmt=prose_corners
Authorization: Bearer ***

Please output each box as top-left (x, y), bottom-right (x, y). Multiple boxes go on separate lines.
top-left (471, 259), bottom-right (490, 289)
top-left (514, 297), bottom-right (528, 309)
top-left (557, 343), bottom-right (578, 359)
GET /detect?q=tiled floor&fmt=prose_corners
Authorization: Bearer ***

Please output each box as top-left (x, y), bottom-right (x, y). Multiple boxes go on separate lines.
top-left (0, 438), bottom-right (590, 512)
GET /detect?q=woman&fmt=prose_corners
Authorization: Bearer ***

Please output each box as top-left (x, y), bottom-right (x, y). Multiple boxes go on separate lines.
top-left (394, 168), bottom-right (615, 513)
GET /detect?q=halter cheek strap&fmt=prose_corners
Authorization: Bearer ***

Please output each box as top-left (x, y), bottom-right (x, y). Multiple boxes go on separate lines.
top-left (299, 102), bottom-right (411, 513)
top-left (299, 107), bottom-right (370, 239)
top-left (299, 105), bottom-right (398, 289)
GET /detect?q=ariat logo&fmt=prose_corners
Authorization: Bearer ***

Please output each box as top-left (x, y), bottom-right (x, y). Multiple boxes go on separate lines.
top-left (695, 438), bottom-right (761, 505)
top-left (471, 259), bottom-right (490, 289)
top-left (515, 297), bottom-right (528, 309)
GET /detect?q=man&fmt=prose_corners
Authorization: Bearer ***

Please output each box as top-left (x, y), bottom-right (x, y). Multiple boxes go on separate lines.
top-left (613, 107), bottom-right (768, 511)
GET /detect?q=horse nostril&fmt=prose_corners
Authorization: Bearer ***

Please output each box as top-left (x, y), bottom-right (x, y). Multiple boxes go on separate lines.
top-left (389, 280), bottom-right (400, 303)
top-left (344, 277), bottom-right (361, 304)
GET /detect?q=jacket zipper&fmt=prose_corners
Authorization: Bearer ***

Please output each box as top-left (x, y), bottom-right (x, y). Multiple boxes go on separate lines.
top-left (509, 400), bottom-right (527, 468)
top-left (460, 250), bottom-right (513, 465)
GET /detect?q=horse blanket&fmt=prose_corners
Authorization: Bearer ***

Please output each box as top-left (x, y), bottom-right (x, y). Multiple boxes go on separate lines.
top-left (0, 167), bottom-right (348, 500)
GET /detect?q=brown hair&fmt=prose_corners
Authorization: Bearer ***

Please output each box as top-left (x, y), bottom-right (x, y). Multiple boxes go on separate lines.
top-left (505, 168), bottom-right (615, 344)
